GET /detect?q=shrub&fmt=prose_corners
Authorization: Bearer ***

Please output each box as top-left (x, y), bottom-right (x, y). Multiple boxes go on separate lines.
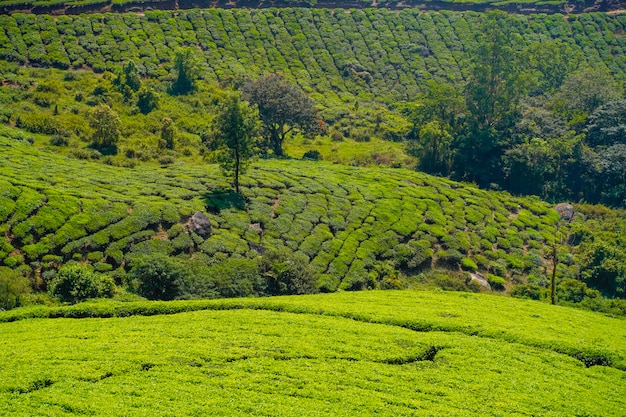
top-left (302, 150), bottom-right (322, 161)
top-left (436, 249), bottom-right (463, 268)
top-left (49, 264), bottom-right (115, 303)
top-left (487, 274), bottom-right (507, 290)
top-left (207, 258), bottom-right (263, 298)
top-left (260, 249), bottom-right (317, 295)
top-left (461, 258), bottom-right (478, 272)
top-left (427, 271), bottom-right (471, 292)
top-left (330, 130), bottom-right (343, 142)
top-left (49, 134), bottom-right (69, 146)
top-left (394, 240), bottom-right (433, 271)
top-left (510, 284), bottom-right (546, 300)
top-left (0, 267), bottom-right (30, 310)
top-left (89, 104), bottom-right (121, 149)
top-left (127, 254), bottom-right (188, 300)
top-left (557, 279), bottom-right (601, 303)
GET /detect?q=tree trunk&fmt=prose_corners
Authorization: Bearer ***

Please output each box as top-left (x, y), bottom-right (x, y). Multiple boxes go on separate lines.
top-left (551, 238), bottom-right (557, 305)
top-left (234, 141), bottom-right (240, 194)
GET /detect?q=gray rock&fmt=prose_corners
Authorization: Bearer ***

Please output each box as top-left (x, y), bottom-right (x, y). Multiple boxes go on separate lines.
top-left (190, 211), bottom-right (211, 237)
top-left (469, 273), bottom-right (491, 290)
top-left (555, 203), bottom-right (575, 222)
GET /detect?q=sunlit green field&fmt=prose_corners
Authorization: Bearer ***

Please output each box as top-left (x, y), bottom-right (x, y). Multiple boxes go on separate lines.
top-left (2, 290), bottom-right (625, 416)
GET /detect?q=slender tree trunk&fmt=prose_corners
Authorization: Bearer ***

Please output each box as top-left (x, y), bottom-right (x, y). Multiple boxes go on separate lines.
top-left (551, 224), bottom-right (561, 305)
top-left (270, 127), bottom-right (282, 157)
top-left (234, 141), bottom-right (240, 194)
top-left (551, 242), bottom-right (557, 305)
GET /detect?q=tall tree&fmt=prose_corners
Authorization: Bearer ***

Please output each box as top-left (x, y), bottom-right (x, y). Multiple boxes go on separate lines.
top-left (553, 68), bottom-right (623, 123)
top-left (407, 120), bottom-right (453, 176)
top-left (412, 80), bottom-right (464, 130)
top-left (522, 40), bottom-right (581, 94)
top-left (454, 11), bottom-right (525, 186)
top-left (585, 100), bottom-right (626, 147)
top-left (170, 48), bottom-right (199, 95)
top-left (114, 61), bottom-right (142, 101)
top-left (212, 93), bottom-right (260, 194)
top-left (160, 117), bottom-right (176, 150)
top-left (241, 74), bottom-right (322, 156)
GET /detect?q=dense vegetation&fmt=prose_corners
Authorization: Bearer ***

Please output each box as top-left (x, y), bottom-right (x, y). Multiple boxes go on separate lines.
top-left (2, 127), bottom-right (626, 314)
top-left (0, 0), bottom-right (614, 16)
top-left (0, 8), bottom-right (625, 311)
top-left (1, 9), bottom-right (626, 205)
top-left (1, 291), bottom-right (625, 416)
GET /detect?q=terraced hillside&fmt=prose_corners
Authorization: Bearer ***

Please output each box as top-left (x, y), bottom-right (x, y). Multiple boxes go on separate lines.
top-left (1, 9), bottom-right (625, 110)
top-left (1, 291), bottom-right (625, 416)
top-left (1, 127), bottom-right (566, 293)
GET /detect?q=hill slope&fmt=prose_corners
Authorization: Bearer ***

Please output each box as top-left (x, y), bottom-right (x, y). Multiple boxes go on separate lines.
top-left (1, 9), bottom-right (625, 113)
top-left (1, 129), bottom-right (564, 293)
top-left (1, 291), bottom-right (625, 416)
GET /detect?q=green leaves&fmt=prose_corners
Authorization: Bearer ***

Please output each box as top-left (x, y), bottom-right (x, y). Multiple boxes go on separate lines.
top-left (1, 291), bottom-right (625, 415)
top-left (211, 93), bottom-right (260, 193)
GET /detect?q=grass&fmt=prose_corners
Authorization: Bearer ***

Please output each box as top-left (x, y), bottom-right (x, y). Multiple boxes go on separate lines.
top-left (0, 290), bottom-right (625, 416)
top-left (285, 134), bottom-right (413, 167)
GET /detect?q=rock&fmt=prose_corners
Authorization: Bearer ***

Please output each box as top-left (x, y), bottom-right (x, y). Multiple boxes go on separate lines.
top-left (555, 203), bottom-right (575, 222)
top-left (190, 211), bottom-right (211, 237)
top-left (249, 223), bottom-right (263, 234)
top-left (469, 273), bottom-right (491, 290)
top-left (249, 241), bottom-right (265, 255)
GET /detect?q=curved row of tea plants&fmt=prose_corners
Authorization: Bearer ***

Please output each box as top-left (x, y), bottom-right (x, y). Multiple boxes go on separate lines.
top-left (3, 109), bottom-right (626, 311)
top-left (1, 9), bottom-right (625, 112)
top-left (1, 290), bottom-right (625, 416)
top-left (0, 128), bottom-right (562, 294)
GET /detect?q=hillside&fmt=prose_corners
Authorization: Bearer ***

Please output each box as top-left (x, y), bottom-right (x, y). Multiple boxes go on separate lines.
top-left (1, 128), bottom-right (563, 291)
top-left (2, 0), bottom-right (625, 15)
top-left (1, 291), bottom-right (625, 416)
top-left (1, 9), bottom-right (625, 114)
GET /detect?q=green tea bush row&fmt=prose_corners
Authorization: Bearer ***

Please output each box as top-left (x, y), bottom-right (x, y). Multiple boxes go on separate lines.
top-left (0, 10), bottom-right (625, 112)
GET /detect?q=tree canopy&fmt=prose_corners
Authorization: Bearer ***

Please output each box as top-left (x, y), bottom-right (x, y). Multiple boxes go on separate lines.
top-left (242, 74), bottom-right (322, 156)
top-left (211, 93), bottom-right (260, 194)
top-left (89, 104), bottom-right (121, 150)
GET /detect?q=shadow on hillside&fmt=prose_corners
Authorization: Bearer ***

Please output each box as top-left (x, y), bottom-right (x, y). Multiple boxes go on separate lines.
top-left (202, 189), bottom-right (246, 213)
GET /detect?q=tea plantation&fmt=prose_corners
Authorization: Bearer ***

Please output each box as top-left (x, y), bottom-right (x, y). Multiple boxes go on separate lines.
top-left (1, 126), bottom-right (566, 292)
top-left (1, 290), bottom-right (625, 416)
top-left (1, 9), bottom-right (625, 112)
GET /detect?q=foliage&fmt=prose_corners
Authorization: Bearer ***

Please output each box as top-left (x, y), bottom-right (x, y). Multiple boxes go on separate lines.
top-left (127, 254), bottom-right (189, 301)
top-left (136, 86), bottom-right (159, 115)
top-left (0, 267), bottom-right (30, 310)
top-left (554, 68), bottom-right (623, 116)
top-left (454, 10), bottom-right (524, 187)
top-left (585, 100), bottom-right (626, 148)
top-left (259, 249), bottom-right (318, 295)
top-left (579, 243), bottom-right (626, 298)
top-left (48, 264), bottom-right (114, 303)
top-left (242, 73), bottom-right (321, 156)
top-left (408, 120), bottom-right (453, 176)
top-left (210, 93), bottom-right (260, 193)
top-left (1, 290), bottom-right (625, 415)
top-left (160, 117), bottom-right (176, 149)
top-left (522, 40), bottom-right (581, 94)
top-left (170, 47), bottom-right (198, 95)
top-left (509, 283), bottom-right (546, 300)
top-left (88, 104), bottom-right (121, 150)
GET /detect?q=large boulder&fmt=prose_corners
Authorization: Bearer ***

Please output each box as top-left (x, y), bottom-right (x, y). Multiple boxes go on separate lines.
top-left (555, 203), bottom-right (575, 222)
top-left (189, 211), bottom-right (211, 237)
